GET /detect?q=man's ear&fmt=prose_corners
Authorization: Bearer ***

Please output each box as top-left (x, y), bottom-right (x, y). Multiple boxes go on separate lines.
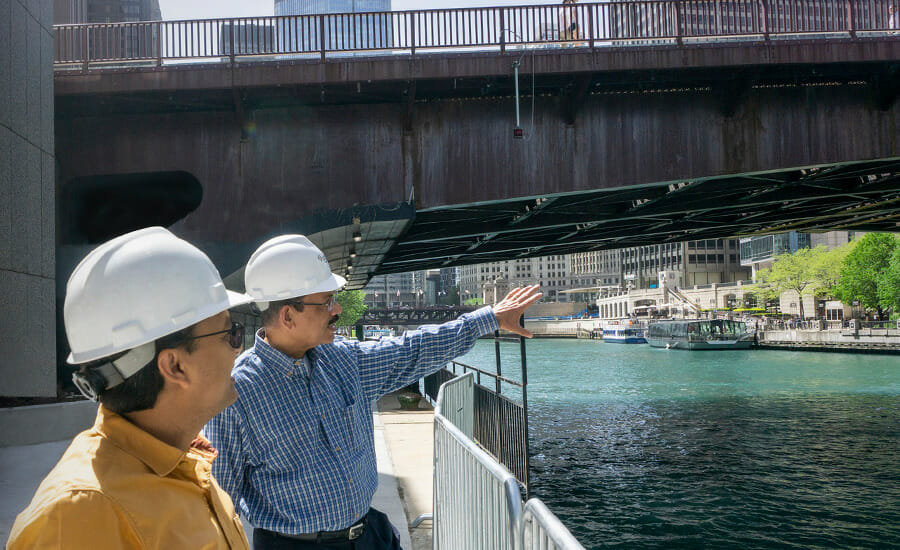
top-left (156, 349), bottom-right (190, 390)
top-left (278, 304), bottom-right (296, 329)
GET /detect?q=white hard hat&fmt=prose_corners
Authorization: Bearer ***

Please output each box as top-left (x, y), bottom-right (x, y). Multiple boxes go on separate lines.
top-left (244, 234), bottom-right (346, 311)
top-left (64, 227), bottom-right (253, 365)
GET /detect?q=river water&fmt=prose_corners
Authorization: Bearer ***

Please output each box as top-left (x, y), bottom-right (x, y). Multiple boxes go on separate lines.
top-left (456, 339), bottom-right (900, 549)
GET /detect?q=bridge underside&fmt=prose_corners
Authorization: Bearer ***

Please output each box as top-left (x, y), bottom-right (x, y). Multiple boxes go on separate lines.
top-left (382, 158), bottom-right (900, 273)
top-left (55, 41), bottom-right (900, 287)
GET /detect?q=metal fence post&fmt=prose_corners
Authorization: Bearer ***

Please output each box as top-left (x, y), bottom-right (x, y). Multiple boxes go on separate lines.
top-left (760, 0), bottom-right (769, 40)
top-left (674, 0), bottom-right (683, 45)
top-left (846, 0), bottom-right (856, 38)
top-left (156, 21), bottom-right (162, 67)
top-left (230, 19), bottom-right (236, 64)
top-left (588, 4), bottom-right (595, 49)
top-left (81, 26), bottom-right (89, 72)
top-left (500, 8), bottom-right (506, 53)
top-left (320, 14), bottom-right (326, 60)
top-left (410, 12), bottom-right (416, 56)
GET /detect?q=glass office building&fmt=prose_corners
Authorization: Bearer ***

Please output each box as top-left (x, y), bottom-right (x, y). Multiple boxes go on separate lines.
top-left (274, 0), bottom-right (392, 53)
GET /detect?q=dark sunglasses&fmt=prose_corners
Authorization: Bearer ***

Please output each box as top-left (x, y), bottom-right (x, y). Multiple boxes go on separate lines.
top-left (179, 321), bottom-right (244, 349)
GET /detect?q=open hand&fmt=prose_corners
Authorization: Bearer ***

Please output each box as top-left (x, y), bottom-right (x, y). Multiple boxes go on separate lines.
top-left (491, 285), bottom-right (543, 338)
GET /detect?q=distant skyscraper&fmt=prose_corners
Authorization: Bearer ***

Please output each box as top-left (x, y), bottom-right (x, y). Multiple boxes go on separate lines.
top-left (274, 0), bottom-right (392, 53)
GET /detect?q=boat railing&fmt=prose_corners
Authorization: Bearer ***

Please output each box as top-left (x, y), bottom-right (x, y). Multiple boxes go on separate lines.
top-left (434, 373), bottom-right (585, 550)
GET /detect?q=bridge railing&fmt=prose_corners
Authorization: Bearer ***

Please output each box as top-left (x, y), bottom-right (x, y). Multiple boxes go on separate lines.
top-left (54, 0), bottom-right (895, 69)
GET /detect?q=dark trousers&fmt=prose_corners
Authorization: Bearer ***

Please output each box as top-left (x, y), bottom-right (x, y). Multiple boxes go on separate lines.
top-left (253, 508), bottom-right (403, 550)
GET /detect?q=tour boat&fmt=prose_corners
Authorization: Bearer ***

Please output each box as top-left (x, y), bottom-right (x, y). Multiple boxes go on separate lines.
top-left (647, 319), bottom-right (756, 350)
top-left (602, 319), bottom-right (647, 344)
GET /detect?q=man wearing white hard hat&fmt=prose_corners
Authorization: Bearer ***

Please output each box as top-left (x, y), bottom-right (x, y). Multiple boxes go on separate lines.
top-left (8, 227), bottom-right (253, 550)
top-left (205, 234), bottom-right (541, 549)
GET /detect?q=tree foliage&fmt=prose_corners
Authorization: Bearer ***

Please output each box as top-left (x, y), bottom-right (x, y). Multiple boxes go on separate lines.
top-left (464, 297), bottom-right (484, 306)
top-left (749, 245), bottom-right (832, 319)
top-left (334, 289), bottom-right (367, 327)
top-left (833, 233), bottom-right (900, 317)
top-left (880, 246), bottom-right (900, 318)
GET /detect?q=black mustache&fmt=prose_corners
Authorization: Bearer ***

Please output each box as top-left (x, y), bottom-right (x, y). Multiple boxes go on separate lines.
top-left (328, 315), bottom-right (340, 326)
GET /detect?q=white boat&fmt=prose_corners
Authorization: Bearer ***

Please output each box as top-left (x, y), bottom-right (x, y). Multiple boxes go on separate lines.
top-left (647, 319), bottom-right (756, 350)
top-left (602, 319), bottom-right (647, 344)
top-left (363, 325), bottom-right (394, 341)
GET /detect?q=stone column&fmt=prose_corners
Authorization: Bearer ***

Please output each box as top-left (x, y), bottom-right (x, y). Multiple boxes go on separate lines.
top-left (0, 0), bottom-right (57, 397)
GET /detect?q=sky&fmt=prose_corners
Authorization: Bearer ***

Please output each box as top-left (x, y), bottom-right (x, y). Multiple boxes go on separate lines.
top-left (157, 0), bottom-right (549, 21)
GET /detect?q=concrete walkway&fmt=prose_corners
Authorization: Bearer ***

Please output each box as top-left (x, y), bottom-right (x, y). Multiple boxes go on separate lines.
top-left (376, 391), bottom-right (435, 550)
top-left (1, 395), bottom-right (432, 550)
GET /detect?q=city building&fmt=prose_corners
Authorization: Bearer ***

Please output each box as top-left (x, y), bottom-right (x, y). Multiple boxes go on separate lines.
top-left (274, 0), bottom-right (392, 53)
top-left (221, 21), bottom-right (277, 56)
top-left (55, 0), bottom-right (161, 24)
top-left (55, 0), bottom-right (162, 60)
top-left (739, 232), bottom-right (812, 278)
top-left (572, 239), bottom-right (749, 291)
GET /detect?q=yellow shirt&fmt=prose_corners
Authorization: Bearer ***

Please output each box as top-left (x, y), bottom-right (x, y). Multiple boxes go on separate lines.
top-left (7, 406), bottom-right (250, 550)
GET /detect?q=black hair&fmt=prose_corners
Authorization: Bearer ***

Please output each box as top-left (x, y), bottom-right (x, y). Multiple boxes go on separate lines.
top-left (259, 298), bottom-right (302, 327)
top-left (77, 324), bottom-right (198, 414)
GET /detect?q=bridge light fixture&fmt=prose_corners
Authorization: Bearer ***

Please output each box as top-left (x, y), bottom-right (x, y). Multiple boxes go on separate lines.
top-left (353, 230), bottom-right (362, 242)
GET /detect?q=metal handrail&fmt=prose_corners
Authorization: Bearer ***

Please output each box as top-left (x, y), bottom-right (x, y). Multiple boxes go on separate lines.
top-left (53, 0), bottom-right (895, 69)
top-left (434, 373), bottom-right (522, 550)
top-left (434, 372), bottom-right (583, 550)
top-left (521, 499), bottom-right (586, 550)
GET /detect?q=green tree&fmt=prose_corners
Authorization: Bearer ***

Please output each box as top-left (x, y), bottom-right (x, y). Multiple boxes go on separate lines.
top-left (808, 240), bottom-right (855, 297)
top-left (464, 297), bottom-right (484, 306)
top-left (749, 245), bottom-right (831, 319)
top-left (877, 244), bottom-right (900, 317)
top-left (334, 289), bottom-right (367, 327)
top-left (438, 286), bottom-right (460, 306)
top-left (834, 233), bottom-right (900, 318)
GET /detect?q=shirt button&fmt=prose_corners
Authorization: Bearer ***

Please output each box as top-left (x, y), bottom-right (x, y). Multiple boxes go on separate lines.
top-left (348, 478), bottom-right (353, 483)
top-left (321, 414), bottom-right (325, 420)
top-left (335, 447), bottom-right (340, 452)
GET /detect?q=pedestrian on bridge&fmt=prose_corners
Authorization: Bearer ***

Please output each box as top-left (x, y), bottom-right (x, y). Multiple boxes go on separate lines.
top-left (204, 234), bottom-right (542, 550)
top-left (8, 227), bottom-right (253, 550)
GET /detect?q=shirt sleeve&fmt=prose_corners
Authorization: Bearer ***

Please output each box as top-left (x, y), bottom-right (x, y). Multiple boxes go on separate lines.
top-left (204, 403), bottom-right (248, 516)
top-left (7, 490), bottom-right (140, 550)
top-left (354, 306), bottom-right (499, 402)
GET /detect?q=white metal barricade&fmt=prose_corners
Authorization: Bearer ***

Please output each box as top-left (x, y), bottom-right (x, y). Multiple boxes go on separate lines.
top-left (434, 373), bottom-right (521, 550)
top-left (521, 499), bottom-right (585, 550)
top-left (433, 372), bottom-right (584, 550)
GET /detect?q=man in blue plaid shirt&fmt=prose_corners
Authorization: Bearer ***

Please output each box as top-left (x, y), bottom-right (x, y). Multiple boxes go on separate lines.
top-left (205, 235), bottom-right (541, 549)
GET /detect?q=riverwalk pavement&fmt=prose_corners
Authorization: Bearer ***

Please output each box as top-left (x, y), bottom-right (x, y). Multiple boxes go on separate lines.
top-left (1, 390), bottom-right (434, 549)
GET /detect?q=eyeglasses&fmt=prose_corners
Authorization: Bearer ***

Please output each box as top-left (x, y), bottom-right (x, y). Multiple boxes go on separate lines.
top-left (289, 295), bottom-right (337, 312)
top-left (179, 321), bottom-right (244, 349)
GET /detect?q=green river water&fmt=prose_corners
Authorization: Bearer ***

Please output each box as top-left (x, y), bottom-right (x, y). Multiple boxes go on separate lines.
top-left (456, 339), bottom-right (899, 549)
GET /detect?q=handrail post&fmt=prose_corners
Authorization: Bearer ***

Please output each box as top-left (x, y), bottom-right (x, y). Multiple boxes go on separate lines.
top-left (760, 0), bottom-right (769, 40)
top-left (499, 8), bottom-right (506, 53)
top-left (81, 25), bottom-right (89, 72)
top-left (846, 0), bottom-right (856, 38)
top-left (588, 4), bottom-right (595, 48)
top-left (674, 0), bottom-right (683, 45)
top-left (410, 12), bottom-right (416, 56)
top-left (155, 21), bottom-right (162, 67)
top-left (319, 14), bottom-right (326, 60)
top-left (230, 19), bottom-right (236, 64)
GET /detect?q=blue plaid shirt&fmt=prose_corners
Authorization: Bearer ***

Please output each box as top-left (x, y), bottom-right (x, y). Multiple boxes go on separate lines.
top-left (204, 306), bottom-right (498, 535)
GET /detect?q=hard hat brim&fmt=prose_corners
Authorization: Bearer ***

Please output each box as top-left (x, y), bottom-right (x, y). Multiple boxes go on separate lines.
top-left (67, 289), bottom-right (254, 365)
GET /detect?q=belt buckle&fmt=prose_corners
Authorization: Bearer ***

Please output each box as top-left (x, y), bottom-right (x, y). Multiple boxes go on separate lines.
top-left (348, 522), bottom-right (365, 540)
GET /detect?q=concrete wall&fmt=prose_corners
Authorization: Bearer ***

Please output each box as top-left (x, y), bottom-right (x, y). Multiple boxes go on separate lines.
top-left (0, 0), bottom-right (57, 397)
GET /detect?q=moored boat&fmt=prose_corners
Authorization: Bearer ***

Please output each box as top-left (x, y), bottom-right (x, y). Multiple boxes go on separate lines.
top-left (647, 319), bottom-right (756, 350)
top-left (603, 319), bottom-right (647, 343)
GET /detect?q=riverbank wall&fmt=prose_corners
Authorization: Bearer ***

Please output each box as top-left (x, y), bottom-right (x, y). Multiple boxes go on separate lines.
top-left (759, 327), bottom-right (900, 354)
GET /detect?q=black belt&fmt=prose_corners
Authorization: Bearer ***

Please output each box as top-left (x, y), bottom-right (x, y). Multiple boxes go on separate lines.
top-left (266, 516), bottom-right (367, 543)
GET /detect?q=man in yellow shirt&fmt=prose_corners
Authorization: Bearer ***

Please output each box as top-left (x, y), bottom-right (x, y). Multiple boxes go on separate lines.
top-left (8, 227), bottom-right (253, 549)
